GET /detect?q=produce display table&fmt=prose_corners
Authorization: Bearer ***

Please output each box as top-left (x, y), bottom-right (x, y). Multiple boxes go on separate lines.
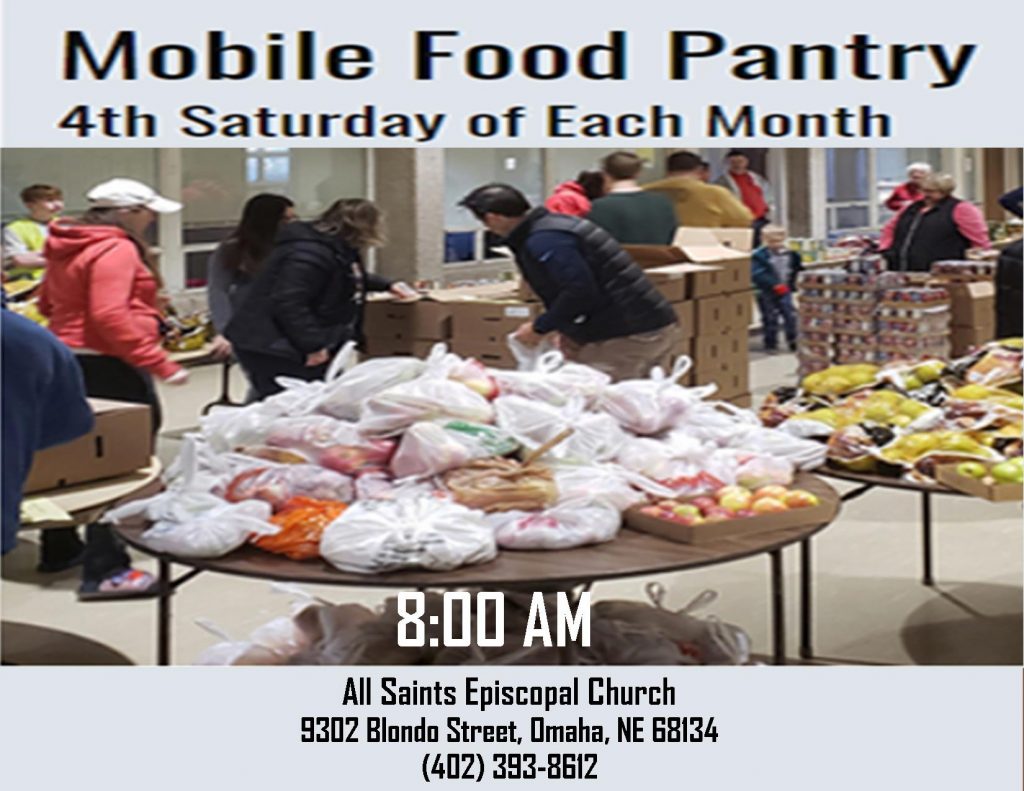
top-left (168, 346), bottom-right (240, 413)
top-left (817, 466), bottom-right (968, 595)
top-left (113, 474), bottom-right (841, 667)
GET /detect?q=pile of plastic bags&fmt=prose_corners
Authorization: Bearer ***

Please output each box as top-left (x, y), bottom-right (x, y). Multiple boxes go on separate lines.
top-left (107, 338), bottom-right (824, 572)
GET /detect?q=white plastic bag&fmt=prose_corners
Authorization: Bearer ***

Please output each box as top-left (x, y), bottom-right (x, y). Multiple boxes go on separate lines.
top-left (263, 415), bottom-right (397, 474)
top-left (494, 395), bottom-right (625, 463)
top-left (615, 437), bottom-right (738, 496)
top-left (194, 614), bottom-right (310, 666)
top-left (551, 464), bottom-right (646, 512)
top-left (597, 357), bottom-right (713, 435)
top-left (672, 400), bottom-right (762, 446)
top-left (221, 464), bottom-right (354, 509)
top-left (316, 341), bottom-right (431, 420)
top-left (320, 497), bottom-right (497, 574)
top-left (487, 498), bottom-right (621, 550)
top-left (124, 498), bottom-right (277, 558)
top-left (358, 364), bottom-right (495, 437)
top-left (734, 453), bottom-right (795, 489)
top-left (390, 421), bottom-right (519, 479)
top-left (507, 333), bottom-right (559, 370)
top-left (495, 345), bottom-right (611, 407)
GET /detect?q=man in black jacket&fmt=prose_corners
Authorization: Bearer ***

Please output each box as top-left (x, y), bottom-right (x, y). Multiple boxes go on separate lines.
top-left (459, 184), bottom-right (682, 381)
top-left (996, 239), bottom-right (1022, 339)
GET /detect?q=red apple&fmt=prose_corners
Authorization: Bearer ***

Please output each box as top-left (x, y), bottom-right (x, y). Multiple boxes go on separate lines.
top-left (640, 505), bottom-right (662, 517)
top-left (657, 500), bottom-right (678, 509)
top-left (753, 485), bottom-right (790, 502)
top-left (736, 509), bottom-right (757, 518)
top-left (783, 490), bottom-right (820, 509)
top-left (702, 507), bottom-right (734, 523)
top-left (691, 496), bottom-right (718, 513)
top-left (751, 496), bottom-right (788, 514)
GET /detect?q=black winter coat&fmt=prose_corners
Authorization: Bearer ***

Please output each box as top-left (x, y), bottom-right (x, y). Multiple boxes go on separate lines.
top-left (996, 240), bottom-right (1023, 339)
top-left (225, 222), bottom-right (390, 361)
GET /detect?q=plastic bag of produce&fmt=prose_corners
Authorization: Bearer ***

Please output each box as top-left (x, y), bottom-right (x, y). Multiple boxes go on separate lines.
top-left (316, 341), bottom-right (432, 420)
top-left (353, 472), bottom-right (441, 502)
top-left (264, 415), bottom-right (397, 474)
top-left (597, 357), bottom-right (713, 435)
top-left (390, 421), bottom-right (520, 479)
top-left (443, 458), bottom-right (558, 512)
top-left (358, 353), bottom-right (495, 436)
top-left (254, 496), bottom-right (349, 560)
top-left (590, 585), bottom-right (750, 665)
top-left (194, 615), bottom-right (311, 666)
top-left (287, 602), bottom-right (382, 665)
top-left (615, 438), bottom-right (738, 496)
top-left (674, 400), bottom-right (761, 446)
top-left (507, 333), bottom-right (559, 370)
top-left (222, 464), bottom-right (354, 510)
top-left (494, 395), bottom-right (625, 463)
top-left (447, 356), bottom-right (499, 399)
top-left (734, 453), bottom-right (794, 489)
top-left (320, 498), bottom-right (497, 574)
top-left (487, 497), bottom-right (621, 550)
top-left (552, 464), bottom-right (646, 512)
top-left (725, 426), bottom-right (827, 470)
top-left (112, 497), bottom-right (277, 558)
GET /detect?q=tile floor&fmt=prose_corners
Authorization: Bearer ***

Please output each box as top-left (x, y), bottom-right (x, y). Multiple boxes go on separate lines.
top-left (2, 349), bottom-right (1021, 665)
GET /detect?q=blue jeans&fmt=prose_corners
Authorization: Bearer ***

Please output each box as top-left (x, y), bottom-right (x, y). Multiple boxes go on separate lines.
top-left (757, 291), bottom-right (797, 349)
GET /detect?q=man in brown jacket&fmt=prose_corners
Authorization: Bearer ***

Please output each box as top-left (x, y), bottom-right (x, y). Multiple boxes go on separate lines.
top-left (645, 151), bottom-right (753, 228)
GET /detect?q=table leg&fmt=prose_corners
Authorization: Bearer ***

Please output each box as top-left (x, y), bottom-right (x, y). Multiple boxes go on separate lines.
top-left (769, 549), bottom-right (786, 666)
top-left (157, 558), bottom-right (172, 666)
top-left (921, 491), bottom-right (934, 587)
top-left (799, 539), bottom-right (813, 661)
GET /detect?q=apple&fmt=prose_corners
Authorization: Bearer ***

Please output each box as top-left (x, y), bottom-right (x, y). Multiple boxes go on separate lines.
top-left (657, 500), bottom-right (678, 509)
top-left (955, 461), bottom-right (987, 479)
top-left (783, 489), bottom-right (820, 509)
top-left (672, 503), bottom-right (702, 519)
top-left (639, 505), bottom-right (662, 517)
top-left (753, 485), bottom-right (790, 502)
top-left (751, 497), bottom-right (789, 514)
top-left (990, 461), bottom-right (1024, 485)
top-left (701, 508), bottom-right (733, 523)
top-left (691, 496), bottom-right (718, 514)
top-left (718, 491), bottom-right (753, 512)
top-left (736, 509), bottom-right (757, 518)
top-left (678, 515), bottom-right (705, 526)
top-left (716, 485), bottom-right (751, 502)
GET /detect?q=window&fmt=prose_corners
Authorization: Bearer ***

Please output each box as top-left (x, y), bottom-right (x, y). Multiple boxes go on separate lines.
top-left (245, 148), bottom-right (290, 186)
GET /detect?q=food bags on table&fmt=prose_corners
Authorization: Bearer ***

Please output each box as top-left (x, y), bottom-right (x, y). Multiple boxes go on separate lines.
top-left (319, 497), bottom-right (497, 574)
top-left (359, 378), bottom-right (494, 437)
top-left (494, 395), bottom-right (625, 463)
top-left (597, 357), bottom-right (712, 435)
top-left (499, 342), bottom-right (610, 407)
top-left (255, 496), bottom-right (349, 561)
top-left (390, 421), bottom-right (520, 479)
top-left (223, 464), bottom-right (354, 510)
top-left (316, 341), bottom-right (430, 420)
top-left (264, 415), bottom-right (397, 474)
top-left (487, 498), bottom-right (621, 551)
top-left (442, 458), bottom-right (558, 513)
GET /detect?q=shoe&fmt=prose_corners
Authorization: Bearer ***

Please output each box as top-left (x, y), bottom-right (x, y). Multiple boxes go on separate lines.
top-left (78, 569), bottom-right (159, 602)
top-left (788, 341), bottom-right (798, 352)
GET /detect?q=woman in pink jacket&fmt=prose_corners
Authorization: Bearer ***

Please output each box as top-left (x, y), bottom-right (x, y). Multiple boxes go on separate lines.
top-left (38, 178), bottom-right (187, 599)
top-left (544, 170), bottom-right (606, 216)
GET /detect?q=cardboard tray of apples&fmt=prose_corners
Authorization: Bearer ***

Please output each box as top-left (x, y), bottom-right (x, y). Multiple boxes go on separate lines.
top-left (935, 458), bottom-right (1024, 502)
top-left (624, 473), bottom-right (841, 545)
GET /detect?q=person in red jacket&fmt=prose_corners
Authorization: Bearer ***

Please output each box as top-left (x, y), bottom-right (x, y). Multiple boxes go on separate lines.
top-left (38, 177), bottom-right (187, 599)
top-left (884, 162), bottom-right (932, 212)
top-left (544, 171), bottom-right (606, 216)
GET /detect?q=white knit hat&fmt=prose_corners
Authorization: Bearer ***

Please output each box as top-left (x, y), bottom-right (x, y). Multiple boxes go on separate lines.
top-left (87, 178), bottom-right (182, 213)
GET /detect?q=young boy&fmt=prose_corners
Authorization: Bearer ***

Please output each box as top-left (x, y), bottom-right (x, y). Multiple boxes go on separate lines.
top-left (751, 224), bottom-right (802, 352)
top-left (2, 184), bottom-right (64, 274)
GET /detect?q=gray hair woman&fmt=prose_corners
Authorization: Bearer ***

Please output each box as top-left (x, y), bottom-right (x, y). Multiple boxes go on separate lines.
top-left (884, 161), bottom-right (933, 212)
top-left (879, 173), bottom-right (992, 272)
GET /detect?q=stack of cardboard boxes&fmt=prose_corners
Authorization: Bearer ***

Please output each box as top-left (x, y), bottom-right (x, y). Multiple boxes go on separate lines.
top-left (929, 261), bottom-right (997, 357)
top-left (626, 228), bottom-right (754, 407)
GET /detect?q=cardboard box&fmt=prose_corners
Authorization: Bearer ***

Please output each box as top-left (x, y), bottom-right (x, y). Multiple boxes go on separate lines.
top-left (950, 324), bottom-right (995, 357)
top-left (363, 337), bottom-right (438, 359)
top-left (691, 333), bottom-right (747, 375)
top-left (447, 340), bottom-right (517, 370)
top-left (672, 301), bottom-right (695, 339)
top-left (624, 474), bottom-right (838, 545)
top-left (936, 462), bottom-right (1023, 502)
top-left (624, 228), bottom-right (751, 298)
top-left (707, 227), bottom-right (754, 254)
top-left (944, 281), bottom-right (996, 328)
top-left (24, 399), bottom-right (152, 494)
top-left (643, 263), bottom-right (717, 302)
top-left (693, 292), bottom-right (753, 336)
top-left (363, 297), bottom-right (452, 341)
top-left (450, 300), bottom-right (541, 345)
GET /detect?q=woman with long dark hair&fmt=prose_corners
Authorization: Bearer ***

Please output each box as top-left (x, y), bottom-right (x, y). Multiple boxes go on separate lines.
top-left (206, 193), bottom-right (296, 360)
top-left (37, 178), bottom-right (187, 598)
top-left (226, 198), bottom-right (413, 399)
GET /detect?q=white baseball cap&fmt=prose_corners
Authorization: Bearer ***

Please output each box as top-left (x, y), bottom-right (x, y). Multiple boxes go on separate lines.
top-left (87, 178), bottom-right (182, 213)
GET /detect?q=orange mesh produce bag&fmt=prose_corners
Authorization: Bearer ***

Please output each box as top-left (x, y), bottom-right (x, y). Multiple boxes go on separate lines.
top-left (254, 496), bottom-right (348, 560)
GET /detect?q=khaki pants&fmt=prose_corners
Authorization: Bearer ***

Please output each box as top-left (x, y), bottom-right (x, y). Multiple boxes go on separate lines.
top-left (562, 323), bottom-right (684, 382)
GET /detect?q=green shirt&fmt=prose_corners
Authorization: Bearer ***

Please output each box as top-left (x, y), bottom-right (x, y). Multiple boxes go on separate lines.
top-left (586, 191), bottom-right (677, 245)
